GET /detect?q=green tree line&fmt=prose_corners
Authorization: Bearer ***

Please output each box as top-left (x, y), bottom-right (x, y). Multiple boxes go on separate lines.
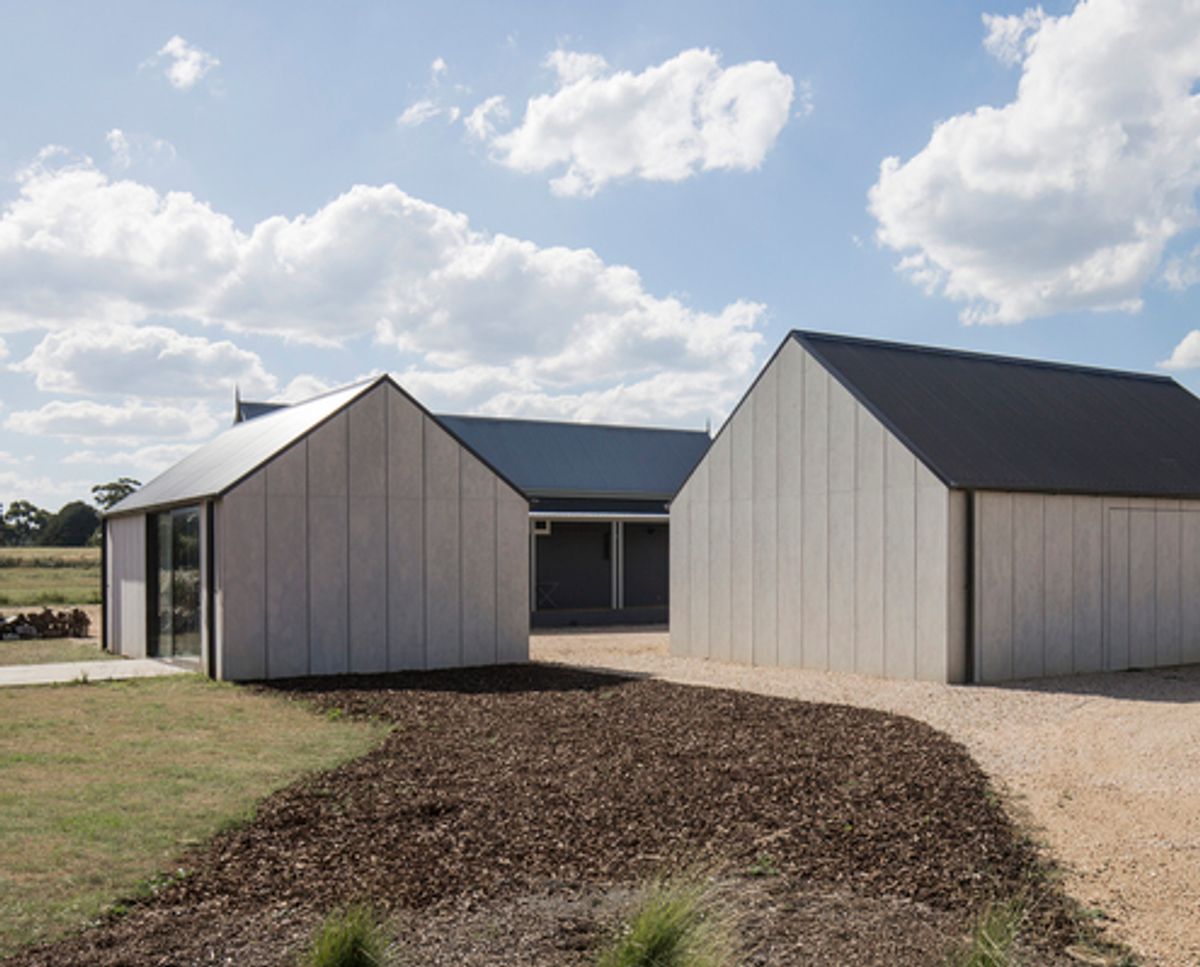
top-left (0, 478), bottom-right (141, 548)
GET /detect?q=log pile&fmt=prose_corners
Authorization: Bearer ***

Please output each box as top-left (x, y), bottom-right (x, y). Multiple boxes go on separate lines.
top-left (0, 608), bottom-right (91, 640)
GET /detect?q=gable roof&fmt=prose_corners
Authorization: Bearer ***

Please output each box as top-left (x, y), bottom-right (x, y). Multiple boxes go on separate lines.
top-left (107, 377), bottom-right (528, 517)
top-left (436, 415), bottom-right (710, 500)
top-left (793, 330), bottom-right (1200, 498)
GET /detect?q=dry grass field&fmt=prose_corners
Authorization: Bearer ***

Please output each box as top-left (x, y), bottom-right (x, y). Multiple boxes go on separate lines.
top-left (0, 547), bottom-right (100, 608)
top-left (0, 640), bottom-right (118, 665)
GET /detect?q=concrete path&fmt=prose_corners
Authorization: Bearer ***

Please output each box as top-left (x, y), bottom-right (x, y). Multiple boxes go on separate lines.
top-left (532, 628), bottom-right (1200, 967)
top-left (0, 658), bottom-right (193, 687)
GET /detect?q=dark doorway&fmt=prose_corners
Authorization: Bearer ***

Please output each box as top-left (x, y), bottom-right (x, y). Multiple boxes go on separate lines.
top-left (147, 506), bottom-right (202, 660)
top-left (534, 522), bottom-right (612, 611)
top-left (623, 523), bottom-right (669, 607)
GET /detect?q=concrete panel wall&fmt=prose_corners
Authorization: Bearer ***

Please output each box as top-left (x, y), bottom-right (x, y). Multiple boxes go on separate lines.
top-left (266, 444), bottom-right (308, 678)
top-left (348, 387), bottom-right (388, 674)
top-left (308, 412), bottom-right (350, 676)
top-left (217, 382), bottom-right (529, 679)
top-left (1105, 498), bottom-right (1200, 672)
top-left (221, 469), bottom-right (268, 679)
top-left (973, 493), bottom-right (1200, 681)
top-left (106, 514), bottom-right (147, 658)
top-left (671, 337), bottom-right (957, 680)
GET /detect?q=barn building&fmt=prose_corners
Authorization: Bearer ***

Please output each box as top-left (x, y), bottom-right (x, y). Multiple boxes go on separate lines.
top-left (671, 331), bottom-right (1200, 683)
top-left (235, 398), bottom-right (709, 628)
top-left (104, 376), bottom-right (529, 679)
top-left (439, 416), bottom-right (708, 627)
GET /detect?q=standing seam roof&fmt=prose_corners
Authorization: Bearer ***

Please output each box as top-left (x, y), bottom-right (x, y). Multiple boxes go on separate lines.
top-left (435, 415), bottom-right (710, 499)
top-left (793, 330), bottom-right (1200, 498)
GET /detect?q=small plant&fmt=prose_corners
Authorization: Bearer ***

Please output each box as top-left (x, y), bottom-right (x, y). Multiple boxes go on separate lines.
top-left (302, 904), bottom-right (389, 967)
top-left (945, 899), bottom-right (1024, 967)
top-left (746, 853), bottom-right (778, 878)
top-left (596, 874), bottom-right (739, 967)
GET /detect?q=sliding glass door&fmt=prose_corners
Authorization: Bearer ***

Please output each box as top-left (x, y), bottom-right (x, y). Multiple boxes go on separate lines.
top-left (147, 506), bottom-right (201, 660)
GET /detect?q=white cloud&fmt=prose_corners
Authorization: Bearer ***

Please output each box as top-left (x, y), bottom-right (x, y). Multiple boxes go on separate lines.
top-left (870, 0), bottom-right (1200, 325)
top-left (0, 153), bottom-right (765, 427)
top-left (0, 155), bottom-right (239, 332)
top-left (795, 78), bottom-right (815, 117)
top-left (464, 95), bottom-right (509, 141)
top-left (106, 128), bottom-right (176, 171)
top-left (1159, 330), bottom-right (1200, 370)
top-left (479, 47), bottom-right (796, 196)
top-left (276, 373), bottom-right (341, 402)
top-left (398, 99), bottom-right (443, 127)
top-left (982, 6), bottom-right (1048, 66)
top-left (0, 336), bottom-right (7, 360)
top-left (61, 442), bottom-right (199, 476)
top-left (14, 324), bottom-right (275, 399)
top-left (5, 399), bottom-right (218, 444)
top-left (0, 469), bottom-right (90, 508)
top-left (431, 57), bottom-right (448, 79)
top-left (148, 35), bottom-right (219, 90)
top-left (1162, 244), bottom-right (1200, 291)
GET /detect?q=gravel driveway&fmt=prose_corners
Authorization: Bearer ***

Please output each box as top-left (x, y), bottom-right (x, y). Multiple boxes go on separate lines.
top-left (532, 628), bottom-right (1200, 967)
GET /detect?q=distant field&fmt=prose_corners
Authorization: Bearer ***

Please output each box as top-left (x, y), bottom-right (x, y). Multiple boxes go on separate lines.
top-left (0, 548), bottom-right (101, 608)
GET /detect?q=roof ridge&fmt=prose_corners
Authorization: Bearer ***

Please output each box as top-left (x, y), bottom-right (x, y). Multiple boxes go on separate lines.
top-left (439, 412), bottom-right (710, 435)
top-left (791, 330), bottom-right (1174, 384)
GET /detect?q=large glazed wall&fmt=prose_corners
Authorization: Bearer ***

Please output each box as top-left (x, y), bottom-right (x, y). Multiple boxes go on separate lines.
top-left (105, 514), bottom-right (147, 658)
top-left (671, 338), bottom-right (961, 680)
top-left (216, 383), bottom-right (528, 680)
top-left (974, 492), bottom-right (1200, 681)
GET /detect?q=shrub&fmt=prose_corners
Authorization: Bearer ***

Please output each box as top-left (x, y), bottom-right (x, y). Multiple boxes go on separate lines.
top-left (945, 900), bottom-right (1024, 967)
top-left (597, 875), bottom-right (738, 967)
top-left (301, 904), bottom-right (389, 967)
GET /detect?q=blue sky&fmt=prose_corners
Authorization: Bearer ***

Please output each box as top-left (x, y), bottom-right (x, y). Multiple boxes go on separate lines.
top-left (2, 0), bottom-right (1199, 507)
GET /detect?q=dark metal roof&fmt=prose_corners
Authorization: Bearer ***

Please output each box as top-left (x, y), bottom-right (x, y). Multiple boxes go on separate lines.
top-left (235, 399), bottom-right (290, 423)
top-left (436, 415), bottom-right (710, 500)
top-left (793, 330), bottom-right (1200, 498)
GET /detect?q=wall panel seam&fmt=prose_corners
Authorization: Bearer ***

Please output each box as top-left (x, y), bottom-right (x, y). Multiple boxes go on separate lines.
top-left (421, 419), bottom-right (428, 669)
top-left (263, 473), bottom-right (270, 679)
top-left (345, 414), bottom-right (351, 672)
top-left (384, 392), bottom-right (391, 667)
top-left (458, 450), bottom-right (464, 666)
top-left (1039, 496), bottom-right (1046, 678)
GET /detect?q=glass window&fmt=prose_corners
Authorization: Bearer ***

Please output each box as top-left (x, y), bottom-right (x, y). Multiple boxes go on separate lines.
top-left (147, 506), bottom-right (202, 660)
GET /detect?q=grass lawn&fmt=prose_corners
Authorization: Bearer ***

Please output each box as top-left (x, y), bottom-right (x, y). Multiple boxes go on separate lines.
top-left (0, 547), bottom-right (100, 608)
top-left (0, 640), bottom-right (119, 666)
top-left (0, 675), bottom-right (387, 956)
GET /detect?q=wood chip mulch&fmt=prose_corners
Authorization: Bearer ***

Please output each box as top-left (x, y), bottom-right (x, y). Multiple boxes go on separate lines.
top-left (7, 665), bottom-right (1096, 966)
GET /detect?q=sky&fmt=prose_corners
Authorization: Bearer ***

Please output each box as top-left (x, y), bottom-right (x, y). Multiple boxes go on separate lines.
top-left (3, 0), bottom-right (1200, 508)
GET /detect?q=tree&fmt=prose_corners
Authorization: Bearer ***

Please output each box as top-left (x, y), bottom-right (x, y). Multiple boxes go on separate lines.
top-left (91, 477), bottom-right (142, 511)
top-left (3, 500), bottom-right (50, 546)
top-left (39, 501), bottom-right (101, 547)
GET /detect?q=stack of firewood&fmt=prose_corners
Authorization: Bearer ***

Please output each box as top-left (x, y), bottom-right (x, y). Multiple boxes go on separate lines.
top-left (0, 608), bottom-right (91, 640)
